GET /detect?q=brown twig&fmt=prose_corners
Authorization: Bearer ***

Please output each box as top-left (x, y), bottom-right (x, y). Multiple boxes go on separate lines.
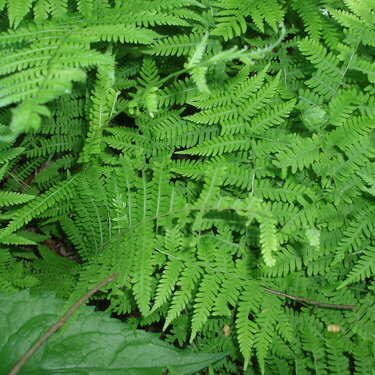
top-left (6, 171), bottom-right (32, 190)
top-left (8, 273), bottom-right (118, 375)
top-left (263, 287), bottom-right (356, 310)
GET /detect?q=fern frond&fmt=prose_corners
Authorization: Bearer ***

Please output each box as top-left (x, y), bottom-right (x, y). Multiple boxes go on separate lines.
top-left (77, 0), bottom-right (94, 18)
top-left (260, 246), bottom-right (303, 277)
top-left (254, 178), bottom-right (316, 205)
top-left (185, 105), bottom-right (238, 125)
top-left (274, 135), bottom-right (321, 176)
top-left (326, 335), bottom-right (350, 375)
top-left (213, 0), bottom-right (283, 38)
top-left (212, 274), bottom-right (241, 316)
top-left (157, 78), bottom-right (197, 107)
top-left (236, 281), bottom-right (263, 370)
top-left (164, 264), bottom-right (202, 330)
top-left (301, 318), bottom-right (327, 373)
top-left (358, 172), bottom-right (375, 196)
top-left (346, 295), bottom-right (375, 341)
top-left (31, 244), bottom-right (79, 297)
top-left (24, 135), bottom-right (82, 158)
top-left (148, 32), bottom-right (212, 57)
top-left (338, 247), bottom-right (375, 289)
top-left (330, 0), bottom-right (375, 47)
top-left (80, 64), bottom-right (119, 162)
top-left (254, 303), bottom-right (278, 374)
top-left (60, 216), bottom-right (90, 258)
top-left (0, 191), bottom-right (34, 207)
top-left (132, 222), bottom-right (154, 315)
top-left (332, 205), bottom-right (374, 265)
top-left (151, 257), bottom-right (185, 313)
top-left (0, 175), bottom-right (78, 242)
top-left (190, 272), bottom-right (222, 342)
top-left (258, 210), bottom-right (278, 267)
top-left (178, 135), bottom-right (251, 157)
top-left (353, 340), bottom-right (375, 374)
top-left (291, 0), bottom-right (324, 40)
top-left (49, 0), bottom-right (68, 19)
top-left (7, 0), bottom-right (34, 29)
top-left (34, 154), bottom-right (75, 188)
top-left (242, 99), bottom-right (296, 135)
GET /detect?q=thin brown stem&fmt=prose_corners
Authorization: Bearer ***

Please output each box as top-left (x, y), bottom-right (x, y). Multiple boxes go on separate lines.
top-left (9, 273), bottom-right (118, 375)
top-left (263, 287), bottom-right (356, 310)
top-left (6, 171), bottom-right (32, 189)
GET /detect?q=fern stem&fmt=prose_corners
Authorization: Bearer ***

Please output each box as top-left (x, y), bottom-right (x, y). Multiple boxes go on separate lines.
top-left (8, 273), bottom-right (118, 375)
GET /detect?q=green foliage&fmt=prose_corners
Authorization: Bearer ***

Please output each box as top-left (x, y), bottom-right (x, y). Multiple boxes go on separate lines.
top-left (0, 0), bottom-right (375, 374)
top-left (0, 291), bottom-right (227, 374)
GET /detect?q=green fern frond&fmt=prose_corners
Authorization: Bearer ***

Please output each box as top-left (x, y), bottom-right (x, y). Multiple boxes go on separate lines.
top-left (31, 244), bottom-right (79, 297)
top-left (148, 32), bottom-right (214, 57)
top-left (164, 264), bottom-right (202, 330)
top-left (157, 78), bottom-right (197, 107)
top-left (258, 210), bottom-right (278, 267)
top-left (0, 2), bottom-right (373, 372)
top-left (254, 302), bottom-right (278, 374)
top-left (0, 175), bottom-right (78, 242)
top-left (291, 0), bottom-right (324, 40)
top-left (213, 0), bottom-right (283, 38)
top-left (332, 205), bottom-right (374, 265)
top-left (77, 0), bottom-right (93, 19)
top-left (190, 272), bottom-right (222, 342)
top-left (80, 64), bottom-right (119, 162)
top-left (274, 135), bottom-right (321, 176)
top-left (212, 274), bottom-right (241, 316)
top-left (49, 0), bottom-right (68, 19)
top-left (236, 281), bottom-right (263, 370)
top-left (330, 0), bottom-right (375, 47)
top-left (353, 340), bottom-right (375, 374)
top-left (326, 335), bottom-right (350, 375)
top-left (151, 257), bottom-right (185, 313)
top-left (338, 247), bottom-right (375, 289)
top-left (0, 191), bottom-right (34, 207)
top-left (132, 222), bottom-right (154, 315)
top-left (7, 0), bottom-right (35, 29)
top-left (178, 135), bottom-right (251, 157)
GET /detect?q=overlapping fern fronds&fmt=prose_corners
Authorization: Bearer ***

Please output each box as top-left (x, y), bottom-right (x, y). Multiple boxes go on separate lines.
top-left (0, 0), bottom-right (374, 374)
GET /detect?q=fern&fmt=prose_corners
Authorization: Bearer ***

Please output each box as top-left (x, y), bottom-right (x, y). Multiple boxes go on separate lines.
top-left (0, 176), bottom-right (78, 243)
top-left (212, 0), bottom-right (283, 38)
top-left (254, 301), bottom-right (278, 374)
top-left (190, 272), bottom-right (222, 342)
top-left (338, 247), bottom-right (375, 288)
top-left (235, 281), bottom-right (264, 369)
top-left (0, 0), bottom-right (374, 373)
top-left (0, 190), bottom-right (34, 207)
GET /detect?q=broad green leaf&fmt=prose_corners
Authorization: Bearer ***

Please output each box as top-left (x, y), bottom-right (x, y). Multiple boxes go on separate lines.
top-left (0, 291), bottom-right (228, 375)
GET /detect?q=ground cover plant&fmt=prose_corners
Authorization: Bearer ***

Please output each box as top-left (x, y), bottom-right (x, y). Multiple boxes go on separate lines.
top-left (0, 0), bottom-right (374, 374)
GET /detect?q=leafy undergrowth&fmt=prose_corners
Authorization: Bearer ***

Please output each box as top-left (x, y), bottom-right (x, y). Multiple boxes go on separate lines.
top-left (0, 0), bottom-right (375, 374)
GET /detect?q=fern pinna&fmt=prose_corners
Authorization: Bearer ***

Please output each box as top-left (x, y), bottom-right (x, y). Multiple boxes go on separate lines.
top-left (0, 0), bottom-right (374, 374)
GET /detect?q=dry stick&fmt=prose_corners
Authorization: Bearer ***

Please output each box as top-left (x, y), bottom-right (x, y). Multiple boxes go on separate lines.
top-left (9, 272), bottom-right (118, 375)
top-left (6, 171), bottom-right (32, 189)
top-left (263, 287), bottom-right (356, 310)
